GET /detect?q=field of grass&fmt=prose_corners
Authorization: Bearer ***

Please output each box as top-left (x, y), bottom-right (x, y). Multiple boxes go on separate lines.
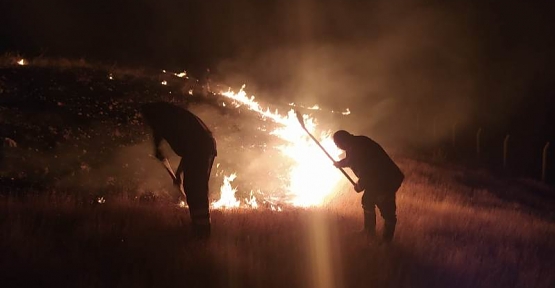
top-left (2, 158), bottom-right (555, 288)
top-left (1, 56), bottom-right (555, 287)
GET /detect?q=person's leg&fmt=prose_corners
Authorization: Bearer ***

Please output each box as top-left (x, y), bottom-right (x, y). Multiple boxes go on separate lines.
top-left (376, 194), bottom-right (397, 243)
top-left (182, 154), bottom-right (214, 238)
top-left (361, 192), bottom-right (377, 237)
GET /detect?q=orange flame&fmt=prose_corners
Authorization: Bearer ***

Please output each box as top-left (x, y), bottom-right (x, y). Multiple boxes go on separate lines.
top-left (211, 85), bottom-right (347, 209)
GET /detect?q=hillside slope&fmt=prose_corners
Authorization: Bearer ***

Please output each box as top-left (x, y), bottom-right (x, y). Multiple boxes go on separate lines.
top-left (1, 59), bottom-right (554, 287)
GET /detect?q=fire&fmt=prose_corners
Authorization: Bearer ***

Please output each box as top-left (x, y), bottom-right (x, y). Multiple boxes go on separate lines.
top-left (211, 173), bottom-right (240, 209)
top-left (17, 59), bottom-right (27, 66)
top-left (174, 71), bottom-right (188, 78)
top-left (211, 85), bottom-right (347, 209)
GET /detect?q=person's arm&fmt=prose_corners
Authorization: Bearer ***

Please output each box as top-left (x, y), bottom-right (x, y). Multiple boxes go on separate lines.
top-left (355, 178), bottom-right (368, 193)
top-left (174, 160), bottom-right (184, 186)
top-left (334, 156), bottom-right (350, 168)
top-left (153, 131), bottom-right (165, 161)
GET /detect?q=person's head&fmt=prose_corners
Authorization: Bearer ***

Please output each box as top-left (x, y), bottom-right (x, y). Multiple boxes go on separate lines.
top-left (333, 130), bottom-right (353, 150)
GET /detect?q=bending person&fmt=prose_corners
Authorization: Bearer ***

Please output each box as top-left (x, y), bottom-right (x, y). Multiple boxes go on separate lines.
top-left (333, 130), bottom-right (404, 243)
top-left (141, 102), bottom-right (217, 239)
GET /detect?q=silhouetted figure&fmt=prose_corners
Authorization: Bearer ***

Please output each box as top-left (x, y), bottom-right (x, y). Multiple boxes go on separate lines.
top-left (333, 130), bottom-right (404, 243)
top-left (141, 102), bottom-right (217, 239)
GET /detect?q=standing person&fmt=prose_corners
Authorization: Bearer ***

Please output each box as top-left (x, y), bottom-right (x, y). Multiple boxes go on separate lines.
top-left (333, 130), bottom-right (404, 243)
top-left (141, 102), bottom-right (217, 239)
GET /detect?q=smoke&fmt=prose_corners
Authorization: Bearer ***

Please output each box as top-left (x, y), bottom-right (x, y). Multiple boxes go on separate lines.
top-left (214, 1), bottom-right (479, 149)
top-left (189, 102), bottom-right (292, 200)
top-left (3, 0), bottom-right (553, 181)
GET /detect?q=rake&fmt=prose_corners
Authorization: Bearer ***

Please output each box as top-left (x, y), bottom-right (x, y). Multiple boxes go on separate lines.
top-left (161, 158), bottom-right (187, 200)
top-left (294, 110), bottom-right (356, 187)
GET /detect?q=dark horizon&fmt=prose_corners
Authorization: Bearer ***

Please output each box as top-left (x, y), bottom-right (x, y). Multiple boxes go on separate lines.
top-left (2, 1), bottom-right (554, 69)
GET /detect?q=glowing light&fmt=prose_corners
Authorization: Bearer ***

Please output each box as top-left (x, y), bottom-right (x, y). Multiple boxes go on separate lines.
top-left (211, 85), bottom-right (346, 209)
top-left (307, 105), bottom-right (320, 110)
top-left (220, 85), bottom-right (288, 125)
top-left (174, 71), bottom-right (187, 78)
top-left (211, 174), bottom-right (240, 209)
top-left (17, 59), bottom-right (27, 66)
top-left (161, 80), bottom-right (167, 85)
top-left (245, 191), bottom-right (258, 208)
top-left (342, 108), bottom-right (351, 115)
top-left (108, 74), bottom-right (114, 80)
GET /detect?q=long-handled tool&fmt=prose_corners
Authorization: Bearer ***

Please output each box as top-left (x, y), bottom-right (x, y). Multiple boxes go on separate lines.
top-left (162, 158), bottom-right (177, 181)
top-left (161, 158), bottom-right (187, 200)
top-left (295, 110), bottom-right (357, 186)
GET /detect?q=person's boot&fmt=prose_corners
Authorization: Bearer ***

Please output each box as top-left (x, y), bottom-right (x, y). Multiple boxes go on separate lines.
top-left (357, 209), bottom-right (376, 242)
top-left (382, 219), bottom-right (396, 243)
top-left (190, 209), bottom-right (211, 240)
top-left (193, 222), bottom-right (211, 240)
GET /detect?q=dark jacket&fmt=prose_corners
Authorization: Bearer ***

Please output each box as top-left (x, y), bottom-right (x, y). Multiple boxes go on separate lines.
top-left (337, 136), bottom-right (403, 194)
top-left (141, 102), bottom-right (217, 158)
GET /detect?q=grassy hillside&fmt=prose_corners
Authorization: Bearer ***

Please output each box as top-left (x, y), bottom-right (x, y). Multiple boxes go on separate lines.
top-left (1, 56), bottom-right (554, 287)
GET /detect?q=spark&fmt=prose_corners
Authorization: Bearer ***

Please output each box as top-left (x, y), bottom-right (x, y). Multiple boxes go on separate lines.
top-left (161, 80), bottom-right (167, 85)
top-left (174, 71), bottom-right (187, 78)
top-left (17, 59), bottom-right (27, 66)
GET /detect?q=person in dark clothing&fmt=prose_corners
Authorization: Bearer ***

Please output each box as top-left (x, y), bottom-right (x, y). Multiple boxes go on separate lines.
top-left (333, 130), bottom-right (404, 243)
top-left (141, 102), bottom-right (217, 239)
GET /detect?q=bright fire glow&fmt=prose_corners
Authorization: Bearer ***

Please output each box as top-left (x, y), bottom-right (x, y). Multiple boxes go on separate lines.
top-left (17, 59), bottom-right (27, 66)
top-left (212, 173), bottom-right (240, 209)
top-left (211, 85), bottom-right (346, 209)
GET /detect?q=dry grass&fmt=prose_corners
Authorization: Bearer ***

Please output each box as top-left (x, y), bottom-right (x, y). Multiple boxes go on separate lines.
top-left (0, 52), bottom-right (149, 79)
top-left (2, 158), bottom-right (554, 288)
top-left (1, 55), bottom-right (554, 287)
